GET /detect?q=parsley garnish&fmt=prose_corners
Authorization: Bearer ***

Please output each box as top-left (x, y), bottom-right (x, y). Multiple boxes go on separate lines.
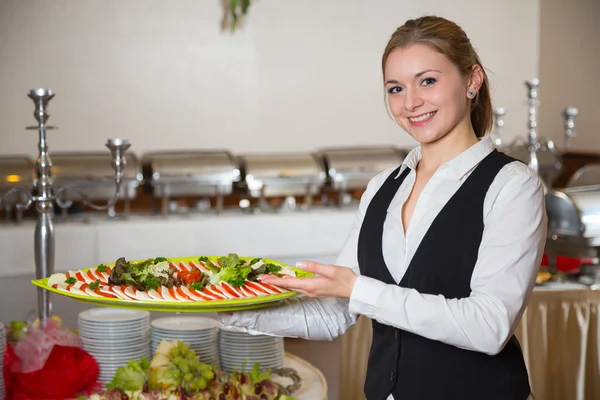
top-left (153, 257), bottom-right (167, 263)
top-left (65, 277), bottom-right (77, 284)
top-left (144, 276), bottom-right (160, 291)
top-left (264, 263), bottom-right (282, 275)
top-left (190, 282), bottom-right (205, 291)
top-left (96, 264), bottom-right (108, 273)
top-left (198, 256), bottom-right (209, 262)
top-left (89, 279), bottom-right (100, 290)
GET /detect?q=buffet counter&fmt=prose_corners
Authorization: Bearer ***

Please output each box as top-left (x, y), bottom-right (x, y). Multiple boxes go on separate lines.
top-left (2, 210), bottom-right (599, 400)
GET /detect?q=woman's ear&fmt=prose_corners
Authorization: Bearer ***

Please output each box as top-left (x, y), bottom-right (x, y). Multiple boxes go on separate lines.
top-left (466, 64), bottom-right (484, 99)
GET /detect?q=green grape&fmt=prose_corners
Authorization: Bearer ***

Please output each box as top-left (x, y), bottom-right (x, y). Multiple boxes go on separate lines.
top-left (171, 368), bottom-right (182, 381)
top-left (173, 356), bottom-right (184, 365)
top-left (170, 348), bottom-right (180, 358)
top-left (202, 369), bottom-right (215, 381)
top-left (194, 376), bottom-right (208, 390)
top-left (184, 372), bottom-right (194, 382)
top-left (198, 363), bottom-right (212, 371)
top-left (190, 359), bottom-right (200, 370)
top-left (179, 362), bottom-right (191, 374)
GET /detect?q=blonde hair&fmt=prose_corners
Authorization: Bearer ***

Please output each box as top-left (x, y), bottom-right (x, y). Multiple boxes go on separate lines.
top-left (382, 16), bottom-right (492, 137)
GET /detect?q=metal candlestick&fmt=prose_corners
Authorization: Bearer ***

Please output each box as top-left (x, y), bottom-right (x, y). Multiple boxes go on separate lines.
top-left (491, 107), bottom-right (505, 147)
top-left (0, 88), bottom-right (131, 323)
top-left (563, 107), bottom-right (579, 151)
top-left (525, 79), bottom-right (541, 173)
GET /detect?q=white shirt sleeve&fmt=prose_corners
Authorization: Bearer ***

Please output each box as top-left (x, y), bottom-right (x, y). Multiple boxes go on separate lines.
top-left (348, 165), bottom-right (547, 355)
top-left (217, 168), bottom-right (395, 340)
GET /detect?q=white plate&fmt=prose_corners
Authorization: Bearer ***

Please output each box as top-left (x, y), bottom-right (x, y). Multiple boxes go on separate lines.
top-left (78, 329), bottom-right (150, 339)
top-left (81, 336), bottom-right (149, 345)
top-left (79, 318), bottom-right (149, 326)
top-left (79, 308), bottom-right (150, 323)
top-left (92, 353), bottom-right (150, 363)
top-left (83, 344), bottom-right (150, 353)
top-left (152, 334), bottom-right (217, 340)
top-left (152, 316), bottom-right (220, 331)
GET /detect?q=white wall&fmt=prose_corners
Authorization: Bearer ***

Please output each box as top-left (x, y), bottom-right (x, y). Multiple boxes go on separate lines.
top-left (537, 0), bottom-right (600, 153)
top-left (0, 0), bottom-right (540, 158)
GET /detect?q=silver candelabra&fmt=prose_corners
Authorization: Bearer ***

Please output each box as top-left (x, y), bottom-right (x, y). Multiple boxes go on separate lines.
top-left (0, 88), bottom-right (131, 323)
top-left (492, 79), bottom-right (578, 182)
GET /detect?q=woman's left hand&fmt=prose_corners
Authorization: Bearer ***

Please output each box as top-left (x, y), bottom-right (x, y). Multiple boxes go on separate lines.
top-left (260, 261), bottom-right (358, 299)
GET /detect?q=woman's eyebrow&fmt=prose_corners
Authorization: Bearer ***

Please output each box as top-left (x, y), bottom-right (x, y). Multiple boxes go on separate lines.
top-left (384, 69), bottom-right (442, 85)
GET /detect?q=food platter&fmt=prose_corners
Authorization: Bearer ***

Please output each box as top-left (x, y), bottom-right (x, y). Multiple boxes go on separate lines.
top-left (31, 255), bottom-right (311, 312)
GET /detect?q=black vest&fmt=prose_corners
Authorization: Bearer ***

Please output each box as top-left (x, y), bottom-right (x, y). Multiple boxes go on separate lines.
top-left (357, 150), bottom-right (531, 400)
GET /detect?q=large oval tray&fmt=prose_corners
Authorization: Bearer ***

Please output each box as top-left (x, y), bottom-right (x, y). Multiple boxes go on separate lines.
top-left (31, 256), bottom-right (310, 312)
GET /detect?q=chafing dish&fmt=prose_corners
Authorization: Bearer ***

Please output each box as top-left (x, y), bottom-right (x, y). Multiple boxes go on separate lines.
top-left (567, 164), bottom-right (600, 188)
top-left (237, 153), bottom-right (326, 211)
top-left (143, 150), bottom-right (240, 214)
top-left (544, 187), bottom-right (600, 277)
top-left (0, 156), bottom-right (35, 222)
top-left (51, 152), bottom-right (142, 216)
top-left (318, 146), bottom-right (407, 205)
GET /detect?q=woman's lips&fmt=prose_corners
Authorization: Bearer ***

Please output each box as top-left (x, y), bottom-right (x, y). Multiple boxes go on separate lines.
top-left (408, 111), bottom-right (437, 126)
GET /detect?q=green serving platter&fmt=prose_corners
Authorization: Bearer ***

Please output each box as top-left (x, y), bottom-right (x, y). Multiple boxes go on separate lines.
top-left (31, 256), bottom-right (312, 312)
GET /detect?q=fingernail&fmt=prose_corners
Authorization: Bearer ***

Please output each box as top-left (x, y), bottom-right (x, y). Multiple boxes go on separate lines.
top-left (296, 261), bottom-right (307, 269)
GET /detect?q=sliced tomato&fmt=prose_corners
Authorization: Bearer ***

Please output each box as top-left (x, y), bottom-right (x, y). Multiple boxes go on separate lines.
top-left (244, 281), bottom-right (270, 294)
top-left (188, 288), bottom-right (214, 301)
top-left (175, 287), bottom-right (193, 300)
top-left (220, 282), bottom-right (241, 298)
top-left (94, 289), bottom-right (117, 298)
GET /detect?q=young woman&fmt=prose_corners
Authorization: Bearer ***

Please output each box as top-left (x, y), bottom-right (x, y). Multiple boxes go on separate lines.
top-left (219, 15), bottom-right (546, 400)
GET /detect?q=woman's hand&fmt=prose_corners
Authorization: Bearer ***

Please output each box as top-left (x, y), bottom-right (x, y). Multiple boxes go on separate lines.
top-left (260, 261), bottom-right (358, 299)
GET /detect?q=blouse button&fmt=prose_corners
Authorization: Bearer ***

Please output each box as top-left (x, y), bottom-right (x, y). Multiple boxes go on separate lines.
top-left (394, 330), bottom-right (399, 340)
top-left (389, 372), bottom-right (396, 382)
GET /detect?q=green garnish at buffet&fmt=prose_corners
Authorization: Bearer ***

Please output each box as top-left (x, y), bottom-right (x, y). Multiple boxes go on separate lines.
top-left (84, 339), bottom-right (295, 400)
top-left (96, 264), bottom-right (108, 273)
top-left (108, 257), bottom-right (187, 291)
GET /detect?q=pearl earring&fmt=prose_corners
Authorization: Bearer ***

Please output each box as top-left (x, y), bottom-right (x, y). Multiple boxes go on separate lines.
top-left (468, 91), bottom-right (476, 98)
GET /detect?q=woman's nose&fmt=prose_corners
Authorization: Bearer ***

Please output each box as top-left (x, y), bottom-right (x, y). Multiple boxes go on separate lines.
top-left (404, 88), bottom-right (424, 112)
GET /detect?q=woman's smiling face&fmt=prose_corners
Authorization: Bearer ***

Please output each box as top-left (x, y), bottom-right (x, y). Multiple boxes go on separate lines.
top-left (384, 44), bottom-right (472, 144)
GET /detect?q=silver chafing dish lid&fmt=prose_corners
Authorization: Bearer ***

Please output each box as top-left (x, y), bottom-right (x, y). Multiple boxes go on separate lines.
top-left (546, 187), bottom-right (600, 245)
top-left (0, 156), bottom-right (35, 185)
top-left (318, 146), bottom-right (407, 189)
top-left (567, 164), bottom-right (600, 188)
top-left (50, 152), bottom-right (142, 182)
top-left (239, 153), bottom-right (326, 182)
top-left (238, 153), bottom-right (326, 197)
top-left (143, 150), bottom-right (240, 184)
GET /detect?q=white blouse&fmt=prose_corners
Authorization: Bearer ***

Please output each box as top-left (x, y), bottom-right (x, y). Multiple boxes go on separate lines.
top-left (219, 136), bottom-right (547, 399)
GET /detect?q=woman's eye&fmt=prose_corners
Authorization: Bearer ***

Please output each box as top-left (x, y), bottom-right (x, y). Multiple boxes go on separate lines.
top-left (422, 77), bottom-right (437, 86)
top-left (387, 86), bottom-right (403, 94)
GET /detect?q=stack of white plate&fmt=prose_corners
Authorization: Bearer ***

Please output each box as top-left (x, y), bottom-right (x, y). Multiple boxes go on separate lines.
top-left (151, 317), bottom-right (220, 367)
top-left (219, 326), bottom-right (284, 372)
top-left (78, 308), bottom-right (151, 383)
top-left (0, 323), bottom-right (5, 400)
